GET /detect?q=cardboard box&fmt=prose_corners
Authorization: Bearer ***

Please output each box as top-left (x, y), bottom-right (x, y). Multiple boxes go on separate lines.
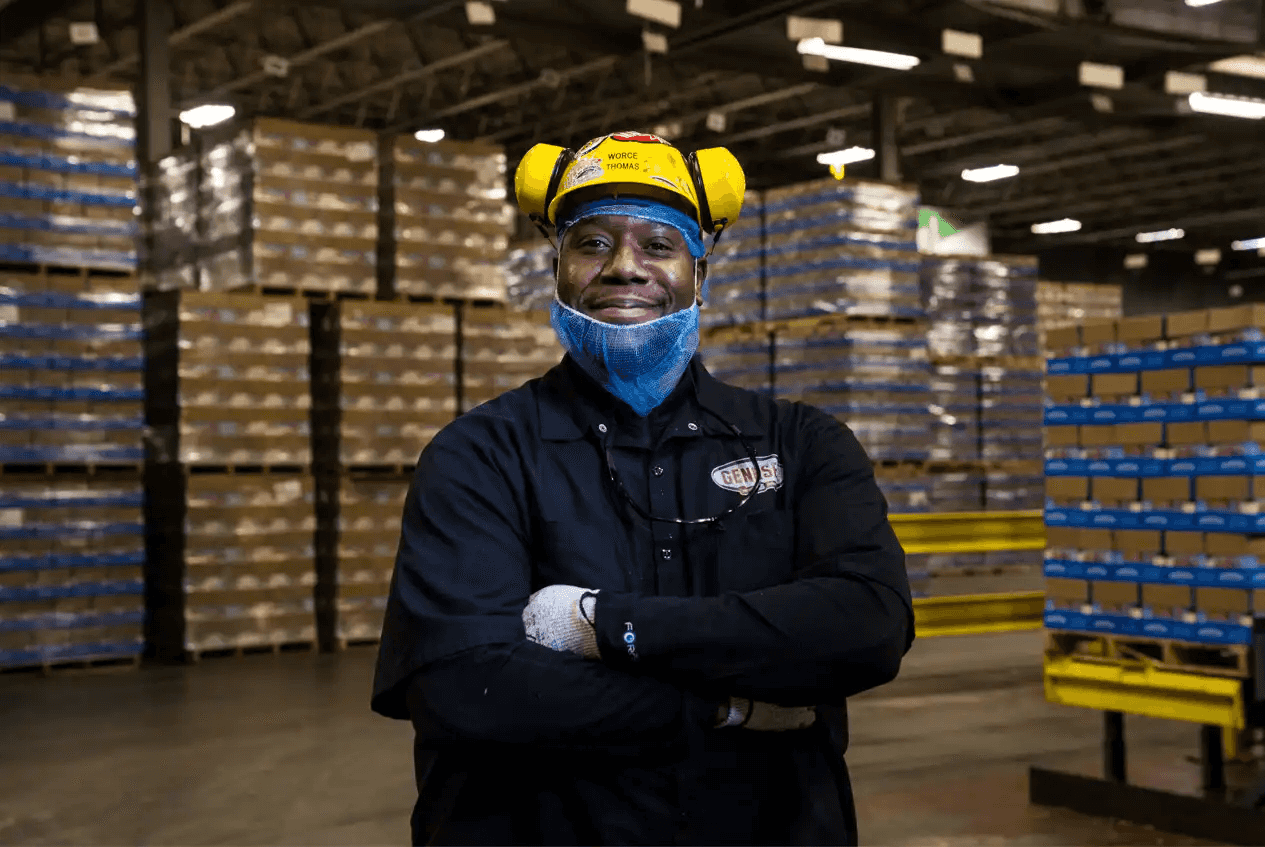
top-left (1195, 476), bottom-right (1250, 502)
top-left (1115, 422), bottom-right (1163, 447)
top-left (1208, 420), bottom-right (1265, 444)
top-left (1165, 310), bottom-right (1208, 340)
top-left (1116, 530), bottom-right (1162, 558)
top-left (1047, 476), bottom-right (1089, 502)
top-left (1045, 526), bottom-right (1082, 550)
top-left (1079, 425), bottom-right (1118, 447)
top-left (1046, 374), bottom-right (1089, 402)
top-left (1142, 583), bottom-right (1193, 617)
top-left (1044, 325), bottom-right (1081, 355)
top-left (1165, 531), bottom-right (1206, 556)
top-left (1091, 372), bottom-right (1139, 397)
top-left (1141, 369), bottom-right (1190, 395)
top-left (1079, 529), bottom-right (1115, 553)
top-left (1193, 365), bottom-right (1265, 392)
top-left (1165, 421), bottom-right (1207, 446)
top-left (1204, 535), bottom-right (1265, 558)
top-left (1046, 578), bottom-right (1089, 609)
top-left (1094, 476), bottom-right (1140, 504)
top-left (1081, 319), bottom-right (1117, 348)
top-left (1045, 426), bottom-right (1079, 447)
top-left (1195, 587), bottom-right (1252, 621)
top-left (1116, 315), bottom-right (1164, 344)
top-left (1206, 304), bottom-right (1265, 335)
top-left (1142, 477), bottom-right (1191, 504)
top-left (1093, 580), bottom-right (1140, 613)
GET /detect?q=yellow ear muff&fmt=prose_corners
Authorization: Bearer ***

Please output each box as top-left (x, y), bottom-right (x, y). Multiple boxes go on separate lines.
top-left (692, 147), bottom-right (746, 234)
top-left (514, 143), bottom-right (570, 224)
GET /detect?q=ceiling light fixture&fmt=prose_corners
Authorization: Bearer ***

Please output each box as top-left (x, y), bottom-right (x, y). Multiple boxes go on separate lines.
top-left (816, 146), bottom-right (875, 167)
top-left (796, 37), bottom-right (920, 71)
top-left (1188, 91), bottom-right (1265, 119)
top-left (1031, 218), bottom-right (1082, 235)
top-left (1136, 228), bottom-right (1185, 243)
top-left (1208, 54), bottom-right (1265, 81)
top-left (414, 128), bottom-right (446, 143)
top-left (178, 104), bottom-right (236, 129)
top-left (961, 164), bottom-right (1019, 183)
top-left (1231, 237), bottom-right (1265, 251)
top-left (1185, 0), bottom-right (1225, 6)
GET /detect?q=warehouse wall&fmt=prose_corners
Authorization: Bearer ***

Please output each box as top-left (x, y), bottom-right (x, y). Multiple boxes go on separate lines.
top-left (1036, 246), bottom-right (1265, 316)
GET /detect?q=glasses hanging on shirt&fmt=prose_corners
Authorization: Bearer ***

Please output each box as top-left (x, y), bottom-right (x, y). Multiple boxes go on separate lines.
top-left (601, 408), bottom-right (764, 525)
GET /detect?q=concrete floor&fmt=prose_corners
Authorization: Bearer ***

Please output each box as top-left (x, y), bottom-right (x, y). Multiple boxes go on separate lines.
top-left (0, 630), bottom-right (1241, 846)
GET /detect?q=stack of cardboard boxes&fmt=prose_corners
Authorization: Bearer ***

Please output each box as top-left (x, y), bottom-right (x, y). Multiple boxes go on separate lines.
top-left (328, 476), bottom-right (409, 645)
top-left (460, 307), bottom-right (562, 412)
top-left (1043, 306), bottom-right (1265, 665)
top-left (505, 241), bottom-right (555, 313)
top-left (1037, 280), bottom-right (1123, 349)
top-left (385, 137), bottom-right (514, 301)
top-left (701, 190), bottom-right (766, 328)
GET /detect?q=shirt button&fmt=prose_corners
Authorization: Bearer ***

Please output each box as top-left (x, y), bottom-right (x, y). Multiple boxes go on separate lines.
top-left (653, 466), bottom-right (664, 476)
top-left (687, 422), bottom-right (699, 431)
top-left (598, 423), bottom-right (607, 433)
top-left (660, 548), bottom-right (672, 559)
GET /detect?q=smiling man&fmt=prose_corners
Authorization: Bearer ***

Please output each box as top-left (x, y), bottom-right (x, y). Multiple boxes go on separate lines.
top-left (371, 132), bottom-right (914, 846)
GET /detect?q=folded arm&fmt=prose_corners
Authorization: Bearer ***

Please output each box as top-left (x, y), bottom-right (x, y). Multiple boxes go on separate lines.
top-left (591, 407), bottom-right (915, 706)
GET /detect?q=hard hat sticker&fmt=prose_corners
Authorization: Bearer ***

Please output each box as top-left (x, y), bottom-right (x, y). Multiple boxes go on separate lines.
top-left (610, 131), bottom-right (669, 144)
top-left (561, 156), bottom-right (604, 192)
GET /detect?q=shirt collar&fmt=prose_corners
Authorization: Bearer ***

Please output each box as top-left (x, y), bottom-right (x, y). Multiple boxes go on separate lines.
top-left (538, 354), bottom-right (766, 442)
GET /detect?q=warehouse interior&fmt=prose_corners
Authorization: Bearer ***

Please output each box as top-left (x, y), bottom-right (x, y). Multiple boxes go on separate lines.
top-left (3, 0), bottom-right (1265, 844)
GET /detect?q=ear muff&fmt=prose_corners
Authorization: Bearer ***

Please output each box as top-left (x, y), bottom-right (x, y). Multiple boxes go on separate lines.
top-left (691, 147), bottom-right (746, 236)
top-left (514, 143), bottom-right (575, 226)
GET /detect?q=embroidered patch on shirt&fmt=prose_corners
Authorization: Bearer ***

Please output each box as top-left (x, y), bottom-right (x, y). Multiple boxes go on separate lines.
top-left (710, 455), bottom-right (784, 495)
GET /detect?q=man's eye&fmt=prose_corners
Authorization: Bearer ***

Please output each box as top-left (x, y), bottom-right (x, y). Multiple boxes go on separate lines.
top-left (648, 240), bottom-right (674, 252)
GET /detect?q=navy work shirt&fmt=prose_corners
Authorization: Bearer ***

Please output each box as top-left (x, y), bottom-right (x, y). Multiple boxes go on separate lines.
top-left (372, 354), bottom-right (914, 846)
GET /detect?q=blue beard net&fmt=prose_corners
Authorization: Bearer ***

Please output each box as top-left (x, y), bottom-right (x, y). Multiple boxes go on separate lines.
top-left (550, 296), bottom-right (700, 418)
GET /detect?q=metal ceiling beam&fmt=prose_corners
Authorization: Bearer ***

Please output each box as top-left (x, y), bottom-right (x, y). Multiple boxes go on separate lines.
top-left (916, 131), bottom-right (1197, 179)
top-left (408, 55), bottom-right (621, 126)
top-left (298, 39), bottom-right (509, 119)
top-left (718, 103), bottom-right (872, 145)
top-left (1001, 204), bottom-right (1265, 247)
top-left (0, 0), bottom-right (78, 46)
top-left (901, 116), bottom-right (1068, 157)
top-left (189, 18), bottom-right (395, 104)
top-left (89, 0), bottom-right (255, 80)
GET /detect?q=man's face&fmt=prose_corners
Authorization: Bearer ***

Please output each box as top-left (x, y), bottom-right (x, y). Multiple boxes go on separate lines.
top-left (555, 214), bottom-right (705, 326)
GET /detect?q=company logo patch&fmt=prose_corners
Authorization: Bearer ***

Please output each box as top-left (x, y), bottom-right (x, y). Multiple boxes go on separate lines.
top-left (610, 130), bottom-right (669, 145)
top-left (711, 455), bottom-right (783, 495)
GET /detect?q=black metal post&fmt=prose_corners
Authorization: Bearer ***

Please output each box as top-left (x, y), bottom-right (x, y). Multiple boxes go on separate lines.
top-left (872, 94), bottom-right (901, 184)
top-left (1201, 725), bottom-right (1227, 795)
top-left (1104, 710), bottom-right (1127, 783)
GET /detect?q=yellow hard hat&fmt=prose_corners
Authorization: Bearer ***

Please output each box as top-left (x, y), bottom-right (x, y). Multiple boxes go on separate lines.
top-left (514, 131), bottom-right (746, 238)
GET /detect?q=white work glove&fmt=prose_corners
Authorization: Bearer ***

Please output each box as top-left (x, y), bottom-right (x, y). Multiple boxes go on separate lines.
top-left (522, 585), bottom-right (601, 659)
top-left (717, 697), bottom-right (817, 732)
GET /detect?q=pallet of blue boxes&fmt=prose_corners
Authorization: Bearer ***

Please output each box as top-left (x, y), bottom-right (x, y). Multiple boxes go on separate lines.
top-left (0, 76), bottom-right (145, 671)
top-left (1042, 306), bottom-right (1265, 677)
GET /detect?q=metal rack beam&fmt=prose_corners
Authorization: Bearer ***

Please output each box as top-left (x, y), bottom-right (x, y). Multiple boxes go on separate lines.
top-left (913, 591), bottom-right (1045, 638)
top-left (890, 509), bottom-right (1046, 555)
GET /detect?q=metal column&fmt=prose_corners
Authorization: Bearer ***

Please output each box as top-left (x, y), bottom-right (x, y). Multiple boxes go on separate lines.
top-left (136, 0), bottom-right (172, 166)
top-left (872, 95), bottom-right (901, 184)
top-left (1104, 710), bottom-right (1127, 783)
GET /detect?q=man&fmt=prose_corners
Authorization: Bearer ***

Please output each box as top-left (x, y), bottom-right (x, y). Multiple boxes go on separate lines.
top-left (372, 131), bottom-right (914, 846)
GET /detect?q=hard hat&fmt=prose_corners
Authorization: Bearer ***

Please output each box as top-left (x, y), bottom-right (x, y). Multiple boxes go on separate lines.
top-left (514, 131), bottom-right (746, 238)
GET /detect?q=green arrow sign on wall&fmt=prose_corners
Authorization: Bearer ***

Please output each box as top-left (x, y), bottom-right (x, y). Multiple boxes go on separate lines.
top-left (918, 208), bottom-right (961, 238)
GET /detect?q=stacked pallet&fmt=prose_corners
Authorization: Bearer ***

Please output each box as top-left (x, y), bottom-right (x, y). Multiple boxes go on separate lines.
top-left (328, 476), bottom-right (409, 645)
top-left (145, 291), bottom-right (316, 659)
top-left (0, 79), bottom-right (138, 271)
top-left (461, 306), bottom-right (562, 412)
top-left (385, 137), bottom-right (514, 301)
top-left (761, 178), bottom-right (922, 322)
top-left (153, 118), bottom-right (380, 296)
top-left (0, 78), bottom-right (145, 671)
top-left (505, 241), bottom-right (555, 312)
top-left (1043, 306), bottom-right (1265, 675)
top-left (1037, 280), bottom-right (1123, 347)
top-left (701, 190), bottom-right (765, 328)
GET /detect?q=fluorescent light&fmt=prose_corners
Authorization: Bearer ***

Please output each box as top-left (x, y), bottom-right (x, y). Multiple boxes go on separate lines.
top-left (179, 104), bottom-right (235, 129)
top-left (1188, 91), bottom-right (1265, 120)
top-left (1136, 228), bottom-right (1185, 243)
top-left (1208, 55), bottom-right (1265, 81)
top-left (1231, 237), bottom-right (1265, 251)
top-left (816, 147), bottom-right (875, 167)
top-left (797, 38), bottom-right (920, 71)
top-left (961, 164), bottom-right (1018, 183)
top-left (1186, 0), bottom-right (1225, 6)
top-left (1031, 218), bottom-right (1082, 235)
top-left (414, 128), bottom-right (446, 143)
top-left (1124, 254), bottom-right (1148, 269)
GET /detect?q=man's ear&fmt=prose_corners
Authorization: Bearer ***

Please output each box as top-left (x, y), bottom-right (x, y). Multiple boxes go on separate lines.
top-left (695, 258), bottom-right (708, 305)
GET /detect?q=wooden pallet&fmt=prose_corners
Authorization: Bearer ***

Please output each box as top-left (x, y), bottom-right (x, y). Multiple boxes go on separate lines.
top-left (187, 640), bottom-right (317, 662)
top-left (246, 286), bottom-right (374, 301)
top-left (184, 464), bottom-right (309, 475)
top-left (0, 653), bottom-right (141, 676)
top-left (335, 637), bottom-right (381, 651)
top-left (0, 462), bottom-right (143, 477)
top-left (703, 313), bottom-right (927, 345)
top-left (343, 463), bottom-right (416, 478)
top-left (0, 261), bottom-right (135, 281)
top-left (932, 354), bottom-right (1045, 370)
top-left (403, 294), bottom-right (506, 309)
top-left (1045, 630), bottom-right (1252, 678)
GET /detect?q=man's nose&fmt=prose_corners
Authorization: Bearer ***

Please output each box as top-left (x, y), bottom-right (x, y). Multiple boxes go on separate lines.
top-left (601, 240), bottom-right (648, 283)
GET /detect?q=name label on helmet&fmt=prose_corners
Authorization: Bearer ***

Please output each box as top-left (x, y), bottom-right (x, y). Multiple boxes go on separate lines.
top-left (608, 152), bottom-right (638, 161)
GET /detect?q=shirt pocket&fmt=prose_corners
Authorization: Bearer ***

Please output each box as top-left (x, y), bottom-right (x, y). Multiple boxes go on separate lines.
top-left (713, 507), bottom-right (796, 593)
top-left (535, 517), bottom-right (634, 593)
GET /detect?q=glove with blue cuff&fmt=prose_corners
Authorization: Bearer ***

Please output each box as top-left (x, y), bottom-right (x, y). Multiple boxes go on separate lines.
top-left (522, 585), bottom-right (601, 659)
